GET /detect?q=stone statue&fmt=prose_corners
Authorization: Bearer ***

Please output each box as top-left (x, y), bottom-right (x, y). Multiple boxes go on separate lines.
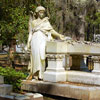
top-left (26, 6), bottom-right (65, 80)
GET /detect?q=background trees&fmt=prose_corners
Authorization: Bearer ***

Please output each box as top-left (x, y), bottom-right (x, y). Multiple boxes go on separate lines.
top-left (0, 0), bottom-right (100, 49)
top-left (0, 0), bottom-right (56, 48)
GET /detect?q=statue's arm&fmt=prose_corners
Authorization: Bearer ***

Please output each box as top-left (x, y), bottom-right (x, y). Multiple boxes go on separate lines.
top-left (50, 29), bottom-right (61, 38)
top-left (50, 29), bottom-right (65, 40)
top-left (45, 18), bottom-right (65, 40)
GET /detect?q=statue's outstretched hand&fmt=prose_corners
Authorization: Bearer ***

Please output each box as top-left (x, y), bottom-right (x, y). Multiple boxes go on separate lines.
top-left (60, 34), bottom-right (66, 40)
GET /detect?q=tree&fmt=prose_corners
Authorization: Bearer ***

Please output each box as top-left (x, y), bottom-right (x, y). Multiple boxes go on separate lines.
top-left (0, 1), bottom-right (29, 47)
top-left (0, 0), bottom-right (56, 48)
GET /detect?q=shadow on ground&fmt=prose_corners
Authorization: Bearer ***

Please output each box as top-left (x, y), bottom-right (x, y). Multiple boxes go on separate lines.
top-left (43, 94), bottom-right (77, 100)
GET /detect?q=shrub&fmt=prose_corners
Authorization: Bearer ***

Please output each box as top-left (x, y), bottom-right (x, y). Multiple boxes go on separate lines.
top-left (0, 66), bottom-right (27, 92)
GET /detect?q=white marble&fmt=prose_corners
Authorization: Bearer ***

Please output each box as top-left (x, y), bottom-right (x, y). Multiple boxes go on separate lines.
top-left (44, 41), bottom-right (100, 82)
top-left (46, 41), bottom-right (100, 55)
top-left (66, 71), bottom-right (100, 85)
top-left (92, 56), bottom-right (100, 74)
top-left (44, 71), bottom-right (66, 82)
top-left (44, 54), bottom-right (66, 82)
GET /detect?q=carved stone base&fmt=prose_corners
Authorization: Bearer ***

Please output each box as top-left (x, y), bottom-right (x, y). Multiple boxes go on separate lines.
top-left (92, 56), bottom-right (100, 74)
top-left (43, 54), bottom-right (66, 82)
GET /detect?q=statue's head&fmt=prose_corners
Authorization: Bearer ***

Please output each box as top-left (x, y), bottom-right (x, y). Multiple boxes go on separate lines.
top-left (35, 6), bottom-right (45, 19)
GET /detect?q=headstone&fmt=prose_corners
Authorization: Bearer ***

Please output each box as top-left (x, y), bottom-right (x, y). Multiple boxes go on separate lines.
top-left (0, 84), bottom-right (12, 95)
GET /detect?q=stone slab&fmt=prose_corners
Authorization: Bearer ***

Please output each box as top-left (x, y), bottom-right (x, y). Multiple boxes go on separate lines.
top-left (21, 80), bottom-right (100, 100)
top-left (0, 84), bottom-right (12, 95)
top-left (46, 41), bottom-right (100, 55)
top-left (10, 92), bottom-right (43, 100)
top-left (0, 93), bottom-right (43, 100)
top-left (0, 95), bottom-right (14, 100)
top-left (0, 95), bottom-right (30, 100)
top-left (66, 71), bottom-right (100, 86)
top-left (25, 93), bottom-right (43, 100)
top-left (0, 76), bottom-right (4, 84)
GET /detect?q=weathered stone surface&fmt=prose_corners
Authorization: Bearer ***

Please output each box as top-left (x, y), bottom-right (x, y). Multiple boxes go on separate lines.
top-left (46, 41), bottom-right (100, 55)
top-left (0, 97), bottom-right (13, 100)
top-left (15, 96), bottom-right (30, 100)
top-left (44, 54), bottom-right (66, 82)
top-left (34, 93), bottom-right (43, 100)
top-left (25, 93), bottom-right (43, 100)
top-left (92, 56), bottom-right (100, 74)
top-left (0, 84), bottom-right (12, 95)
top-left (0, 76), bottom-right (4, 84)
top-left (66, 71), bottom-right (100, 85)
top-left (0, 95), bottom-right (14, 100)
top-left (0, 95), bottom-right (30, 100)
top-left (44, 71), bottom-right (66, 82)
top-left (10, 92), bottom-right (43, 100)
top-left (21, 80), bottom-right (100, 100)
top-left (0, 92), bottom-right (43, 100)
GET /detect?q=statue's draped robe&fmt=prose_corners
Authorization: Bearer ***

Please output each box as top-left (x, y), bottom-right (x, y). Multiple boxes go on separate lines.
top-left (27, 17), bottom-right (53, 79)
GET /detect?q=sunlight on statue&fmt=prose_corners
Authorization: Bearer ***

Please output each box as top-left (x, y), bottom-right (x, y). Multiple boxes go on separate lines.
top-left (26, 6), bottom-right (66, 80)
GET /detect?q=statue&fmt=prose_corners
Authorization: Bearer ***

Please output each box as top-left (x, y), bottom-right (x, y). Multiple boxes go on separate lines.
top-left (26, 6), bottom-right (65, 80)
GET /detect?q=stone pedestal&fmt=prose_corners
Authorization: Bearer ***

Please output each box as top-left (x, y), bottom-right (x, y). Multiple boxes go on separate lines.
top-left (65, 54), bottom-right (71, 70)
top-left (92, 56), bottom-right (100, 74)
top-left (43, 54), bottom-right (66, 82)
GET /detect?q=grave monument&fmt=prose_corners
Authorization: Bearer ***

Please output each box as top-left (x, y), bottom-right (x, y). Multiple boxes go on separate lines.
top-left (22, 5), bottom-right (100, 100)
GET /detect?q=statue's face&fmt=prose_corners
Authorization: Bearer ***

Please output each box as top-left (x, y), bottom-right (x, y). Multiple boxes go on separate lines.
top-left (38, 10), bottom-right (45, 19)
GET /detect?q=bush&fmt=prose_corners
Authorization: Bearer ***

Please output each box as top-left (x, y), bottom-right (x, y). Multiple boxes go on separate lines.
top-left (0, 66), bottom-right (27, 92)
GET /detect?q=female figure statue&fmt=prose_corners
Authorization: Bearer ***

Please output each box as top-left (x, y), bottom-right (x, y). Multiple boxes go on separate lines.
top-left (27, 6), bottom-right (65, 80)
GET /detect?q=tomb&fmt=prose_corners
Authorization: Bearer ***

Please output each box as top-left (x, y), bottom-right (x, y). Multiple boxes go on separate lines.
top-left (22, 41), bottom-right (100, 100)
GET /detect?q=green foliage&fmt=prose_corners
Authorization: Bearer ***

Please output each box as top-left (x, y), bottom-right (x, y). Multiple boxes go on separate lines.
top-left (0, 0), bottom-right (57, 46)
top-left (85, 11), bottom-right (100, 41)
top-left (0, 3), bottom-right (29, 46)
top-left (94, 12), bottom-right (100, 25)
top-left (0, 66), bottom-right (27, 92)
top-left (86, 12), bottom-right (100, 25)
